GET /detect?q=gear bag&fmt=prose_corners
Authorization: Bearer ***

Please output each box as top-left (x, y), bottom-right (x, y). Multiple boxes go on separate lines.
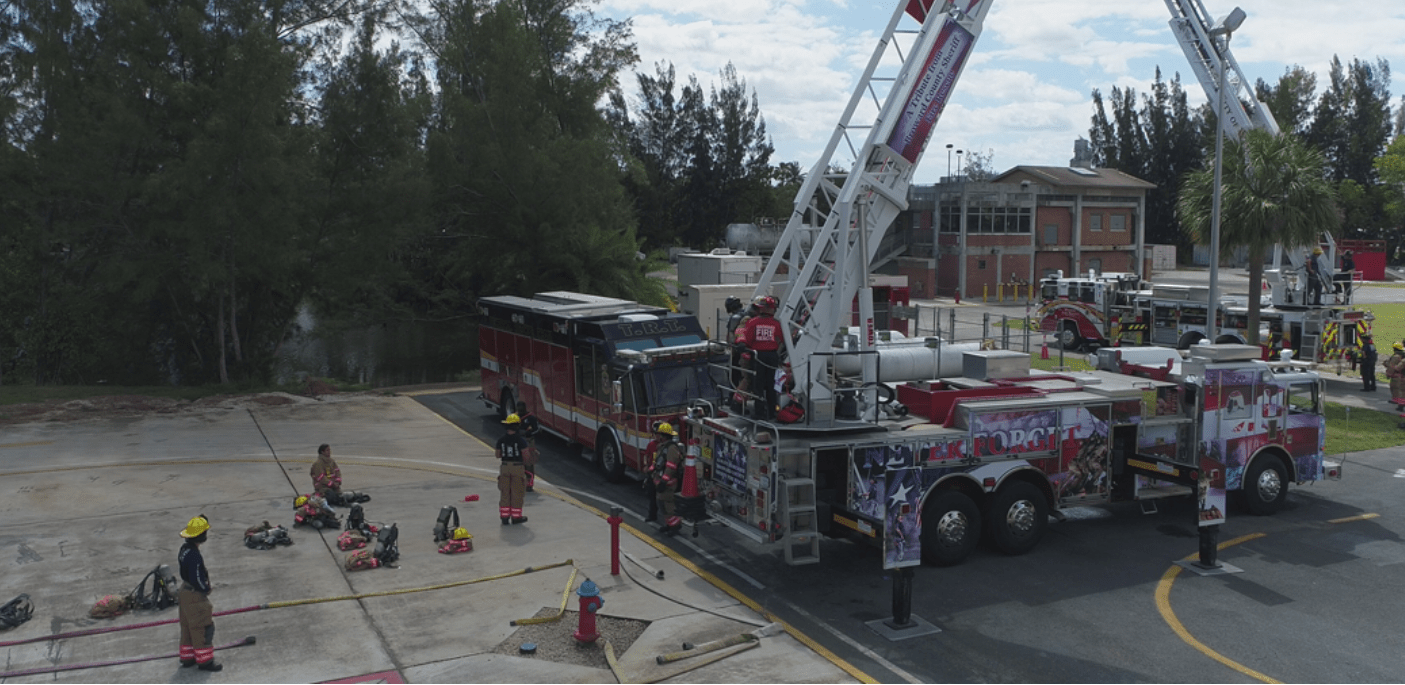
top-left (432, 506), bottom-right (459, 543)
top-left (89, 594), bottom-right (131, 619)
top-left (344, 548), bottom-right (379, 571)
top-left (0, 594), bottom-right (34, 630)
top-left (337, 529), bottom-right (368, 551)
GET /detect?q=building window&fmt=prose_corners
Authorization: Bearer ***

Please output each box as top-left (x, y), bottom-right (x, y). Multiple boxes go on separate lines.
top-left (1043, 225), bottom-right (1057, 245)
top-left (1088, 258), bottom-right (1102, 274)
top-left (1089, 214), bottom-right (1102, 231)
top-left (978, 259), bottom-right (987, 270)
top-left (1111, 214), bottom-right (1126, 231)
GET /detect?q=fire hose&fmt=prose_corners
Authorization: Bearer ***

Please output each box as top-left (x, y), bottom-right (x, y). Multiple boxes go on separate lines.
top-left (0, 559), bottom-right (573, 651)
top-left (0, 636), bottom-right (256, 679)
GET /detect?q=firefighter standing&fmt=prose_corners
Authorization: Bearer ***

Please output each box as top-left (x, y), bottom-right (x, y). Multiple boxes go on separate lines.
top-left (515, 401), bottom-right (540, 492)
top-left (1387, 342), bottom-right (1405, 404)
top-left (1305, 247), bottom-right (1331, 306)
top-left (496, 414), bottom-right (529, 524)
top-left (177, 515), bottom-right (221, 672)
top-left (310, 444), bottom-right (341, 501)
top-left (652, 423), bottom-right (684, 535)
top-left (1359, 335), bottom-right (1377, 392)
top-left (742, 296), bottom-right (784, 419)
top-left (641, 422), bottom-right (663, 523)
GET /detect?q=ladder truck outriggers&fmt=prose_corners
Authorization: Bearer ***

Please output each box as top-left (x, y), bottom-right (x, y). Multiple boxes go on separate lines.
top-left (679, 0), bottom-right (1337, 587)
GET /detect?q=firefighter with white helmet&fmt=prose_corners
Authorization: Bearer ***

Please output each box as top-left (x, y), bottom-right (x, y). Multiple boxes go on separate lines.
top-left (177, 515), bottom-right (221, 671)
top-left (651, 422), bottom-right (685, 535)
top-left (496, 414), bottom-right (530, 524)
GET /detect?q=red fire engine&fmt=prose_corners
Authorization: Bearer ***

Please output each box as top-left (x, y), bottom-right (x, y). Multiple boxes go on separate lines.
top-left (477, 292), bottom-right (728, 481)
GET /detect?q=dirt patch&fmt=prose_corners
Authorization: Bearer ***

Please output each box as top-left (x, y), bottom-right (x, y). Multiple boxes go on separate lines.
top-left (0, 390), bottom-right (357, 426)
top-left (492, 608), bottom-right (649, 671)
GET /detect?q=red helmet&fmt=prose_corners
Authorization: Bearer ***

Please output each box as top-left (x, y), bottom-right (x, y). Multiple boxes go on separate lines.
top-left (761, 296), bottom-right (778, 313)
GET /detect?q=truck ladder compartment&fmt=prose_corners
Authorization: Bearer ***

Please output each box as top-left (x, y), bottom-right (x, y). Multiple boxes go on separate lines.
top-left (781, 477), bottom-right (820, 565)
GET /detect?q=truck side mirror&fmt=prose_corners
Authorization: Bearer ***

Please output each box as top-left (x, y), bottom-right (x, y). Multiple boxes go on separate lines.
top-left (611, 380), bottom-right (623, 414)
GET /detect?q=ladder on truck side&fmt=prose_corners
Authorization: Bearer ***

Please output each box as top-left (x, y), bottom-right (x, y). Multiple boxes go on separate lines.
top-left (1164, 0), bottom-right (1337, 303)
top-left (754, 0), bottom-right (992, 427)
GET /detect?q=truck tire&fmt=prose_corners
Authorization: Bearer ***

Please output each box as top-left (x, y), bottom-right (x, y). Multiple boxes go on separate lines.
top-left (596, 430), bottom-right (626, 483)
top-left (1243, 457), bottom-right (1287, 515)
top-left (1059, 322), bottom-right (1083, 352)
top-left (920, 490), bottom-right (981, 566)
top-left (498, 388), bottom-right (514, 420)
top-left (987, 481), bottom-right (1048, 555)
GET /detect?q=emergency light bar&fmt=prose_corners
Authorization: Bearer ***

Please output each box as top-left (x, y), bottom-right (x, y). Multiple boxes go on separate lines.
top-left (615, 341), bottom-right (728, 366)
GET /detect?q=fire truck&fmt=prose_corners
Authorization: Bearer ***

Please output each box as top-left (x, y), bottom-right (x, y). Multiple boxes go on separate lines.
top-left (477, 292), bottom-right (728, 482)
top-left (1036, 271), bottom-right (1373, 362)
top-left (684, 344), bottom-right (1336, 566)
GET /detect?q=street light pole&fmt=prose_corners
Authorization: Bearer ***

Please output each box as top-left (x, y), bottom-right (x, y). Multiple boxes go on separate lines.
top-left (946, 143), bottom-right (954, 179)
top-left (1206, 7), bottom-right (1244, 344)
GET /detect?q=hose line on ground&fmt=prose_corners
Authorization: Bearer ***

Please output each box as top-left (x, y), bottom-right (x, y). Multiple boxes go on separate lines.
top-left (0, 636), bottom-right (257, 679)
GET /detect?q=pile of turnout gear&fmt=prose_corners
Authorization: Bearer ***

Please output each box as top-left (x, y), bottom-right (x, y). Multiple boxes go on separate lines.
top-left (432, 506), bottom-right (473, 554)
top-left (88, 565), bottom-right (180, 619)
top-left (344, 523), bottom-right (399, 571)
top-left (337, 504), bottom-right (381, 551)
top-left (244, 521), bottom-right (293, 550)
top-left (0, 594), bottom-right (34, 630)
top-left (293, 493), bottom-right (340, 529)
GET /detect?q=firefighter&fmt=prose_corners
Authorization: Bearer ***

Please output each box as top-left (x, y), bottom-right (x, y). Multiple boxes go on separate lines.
top-left (641, 421), bottom-right (663, 523)
top-left (1359, 335), bottom-right (1377, 392)
top-left (1305, 247), bottom-right (1331, 306)
top-left (1387, 342), bottom-right (1405, 405)
top-left (652, 422), bottom-right (684, 535)
top-left (742, 296), bottom-right (784, 419)
top-left (730, 297), bottom-right (764, 409)
top-left (310, 444), bottom-right (341, 501)
top-left (496, 414), bottom-right (529, 524)
top-left (515, 401), bottom-right (540, 492)
top-left (177, 515), bottom-right (221, 672)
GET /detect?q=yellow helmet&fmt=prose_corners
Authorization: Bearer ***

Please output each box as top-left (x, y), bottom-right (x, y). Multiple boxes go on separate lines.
top-left (503, 413), bottom-right (521, 425)
top-left (1395, 342), bottom-right (1404, 352)
top-left (179, 515), bottom-right (210, 539)
top-left (452, 527), bottom-right (472, 541)
top-left (1312, 247), bottom-right (1323, 255)
top-left (295, 495), bottom-right (309, 507)
top-left (655, 422), bottom-right (677, 436)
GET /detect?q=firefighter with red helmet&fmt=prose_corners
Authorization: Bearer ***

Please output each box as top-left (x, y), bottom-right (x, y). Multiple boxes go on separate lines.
top-left (741, 295), bottom-right (784, 419)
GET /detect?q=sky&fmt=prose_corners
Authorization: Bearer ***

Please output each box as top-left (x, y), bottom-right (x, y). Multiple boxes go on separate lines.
top-left (597, 0), bottom-right (1405, 185)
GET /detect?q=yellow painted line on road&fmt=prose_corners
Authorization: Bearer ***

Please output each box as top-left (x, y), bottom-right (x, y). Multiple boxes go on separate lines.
top-left (1327, 513), bottom-right (1379, 524)
top-left (1156, 532), bottom-right (1280, 684)
top-left (0, 440), bottom-right (53, 449)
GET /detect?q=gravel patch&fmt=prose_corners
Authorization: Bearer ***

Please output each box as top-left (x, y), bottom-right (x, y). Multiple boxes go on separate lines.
top-left (492, 608), bottom-right (650, 670)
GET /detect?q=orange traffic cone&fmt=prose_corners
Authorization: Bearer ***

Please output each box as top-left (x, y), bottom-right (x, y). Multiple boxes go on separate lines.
top-left (681, 438), bottom-right (700, 498)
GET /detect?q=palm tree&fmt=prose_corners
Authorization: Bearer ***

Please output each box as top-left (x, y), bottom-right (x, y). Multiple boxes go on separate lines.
top-left (1177, 129), bottom-right (1339, 345)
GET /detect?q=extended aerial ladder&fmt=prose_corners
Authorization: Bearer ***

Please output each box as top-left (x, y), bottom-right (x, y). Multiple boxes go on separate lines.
top-left (753, 0), bottom-right (992, 427)
top-left (1164, 0), bottom-right (1339, 308)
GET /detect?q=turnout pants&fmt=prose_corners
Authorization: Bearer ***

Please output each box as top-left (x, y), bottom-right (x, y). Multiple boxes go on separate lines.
top-left (656, 484), bottom-right (679, 528)
top-left (498, 461), bottom-right (525, 519)
top-left (177, 587), bottom-right (214, 665)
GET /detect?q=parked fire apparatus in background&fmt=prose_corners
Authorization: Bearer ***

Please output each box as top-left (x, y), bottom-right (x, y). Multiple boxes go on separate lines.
top-left (477, 292), bottom-right (727, 482)
top-left (685, 344), bottom-right (1335, 566)
top-left (1036, 270), bottom-right (1374, 362)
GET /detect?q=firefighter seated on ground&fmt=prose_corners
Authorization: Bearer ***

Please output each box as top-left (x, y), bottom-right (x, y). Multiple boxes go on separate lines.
top-left (310, 444), bottom-right (370, 506)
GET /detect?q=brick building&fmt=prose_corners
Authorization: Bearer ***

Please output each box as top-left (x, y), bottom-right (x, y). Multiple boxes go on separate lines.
top-left (896, 158), bottom-right (1154, 300)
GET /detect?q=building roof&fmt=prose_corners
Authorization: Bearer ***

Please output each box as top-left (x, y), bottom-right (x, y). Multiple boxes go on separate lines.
top-left (992, 166), bottom-right (1156, 190)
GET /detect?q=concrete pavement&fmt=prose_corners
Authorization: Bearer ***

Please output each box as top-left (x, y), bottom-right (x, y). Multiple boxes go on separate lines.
top-left (0, 391), bottom-right (863, 684)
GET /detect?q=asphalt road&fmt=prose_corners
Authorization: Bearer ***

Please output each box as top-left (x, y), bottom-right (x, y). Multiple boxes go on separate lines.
top-left (417, 391), bottom-right (1405, 684)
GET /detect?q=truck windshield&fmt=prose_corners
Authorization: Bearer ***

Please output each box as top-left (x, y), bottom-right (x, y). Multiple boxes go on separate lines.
top-left (644, 364), bottom-right (721, 411)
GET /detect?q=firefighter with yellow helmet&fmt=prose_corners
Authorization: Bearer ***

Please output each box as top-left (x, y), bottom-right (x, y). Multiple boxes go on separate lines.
top-left (651, 422), bottom-right (685, 535)
top-left (496, 414), bottom-right (530, 525)
top-left (177, 515), bottom-right (221, 671)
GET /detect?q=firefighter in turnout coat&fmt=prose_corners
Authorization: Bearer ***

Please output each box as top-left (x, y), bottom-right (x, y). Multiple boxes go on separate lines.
top-left (496, 414), bottom-right (529, 525)
top-left (652, 423), bottom-right (684, 535)
top-left (310, 444), bottom-right (341, 500)
top-left (515, 401), bottom-right (540, 492)
top-left (177, 515), bottom-right (221, 672)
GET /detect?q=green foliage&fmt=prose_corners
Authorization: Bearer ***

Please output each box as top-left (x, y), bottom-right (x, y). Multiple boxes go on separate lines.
top-left (1179, 129), bottom-right (1338, 343)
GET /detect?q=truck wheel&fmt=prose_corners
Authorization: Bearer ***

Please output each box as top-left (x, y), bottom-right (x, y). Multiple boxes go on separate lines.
top-left (1059, 322), bottom-right (1083, 352)
top-left (498, 388), bottom-right (514, 420)
top-left (921, 491), bottom-right (981, 566)
top-left (596, 430), bottom-right (626, 483)
top-left (1243, 457), bottom-right (1287, 515)
top-left (987, 481), bottom-right (1048, 555)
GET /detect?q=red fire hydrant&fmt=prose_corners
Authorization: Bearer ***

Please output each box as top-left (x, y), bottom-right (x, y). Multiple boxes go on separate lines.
top-left (573, 579), bottom-right (603, 644)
